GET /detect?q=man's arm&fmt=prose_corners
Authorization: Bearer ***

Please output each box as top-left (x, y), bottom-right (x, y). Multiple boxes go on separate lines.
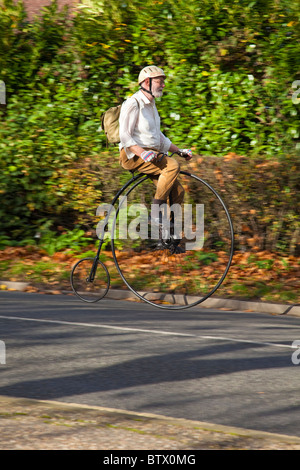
top-left (120, 100), bottom-right (156, 160)
top-left (160, 133), bottom-right (192, 160)
top-left (169, 143), bottom-right (181, 154)
top-left (119, 99), bottom-right (139, 154)
top-left (129, 143), bottom-right (179, 159)
top-left (128, 144), bottom-right (146, 158)
top-left (129, 143), bottom-right (192, 161)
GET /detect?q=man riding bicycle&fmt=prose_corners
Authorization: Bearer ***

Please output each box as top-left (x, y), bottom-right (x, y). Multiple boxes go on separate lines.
top-left (119, 65), bottom-right (192, 252)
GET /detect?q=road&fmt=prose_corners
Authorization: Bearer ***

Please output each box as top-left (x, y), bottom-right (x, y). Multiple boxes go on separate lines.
top-left (0, 291), bottom-right (299, 438)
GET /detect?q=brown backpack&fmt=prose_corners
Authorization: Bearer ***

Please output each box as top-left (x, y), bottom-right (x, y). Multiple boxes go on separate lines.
top-left (101, 97), bottom-right (139, 145)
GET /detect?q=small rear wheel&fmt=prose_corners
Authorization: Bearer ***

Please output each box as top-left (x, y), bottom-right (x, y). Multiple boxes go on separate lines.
top-left (70, 257), bottom-right (110, 303)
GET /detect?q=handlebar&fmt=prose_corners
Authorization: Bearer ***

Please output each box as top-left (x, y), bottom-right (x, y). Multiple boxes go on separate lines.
top-left (156, 151), bottom-right (190, 162)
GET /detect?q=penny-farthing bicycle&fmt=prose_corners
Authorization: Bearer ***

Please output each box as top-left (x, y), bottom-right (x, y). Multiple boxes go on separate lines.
top-left (70, 152), bottom-right (234, 310)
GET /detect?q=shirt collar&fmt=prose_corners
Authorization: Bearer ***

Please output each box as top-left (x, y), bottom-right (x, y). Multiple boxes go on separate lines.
top-left (137, 89), bottom-right (153, 105)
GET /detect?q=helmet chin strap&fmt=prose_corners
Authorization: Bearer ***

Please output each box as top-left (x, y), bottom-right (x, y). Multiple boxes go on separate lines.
top-left (140, 78), bottom-right (155, 97)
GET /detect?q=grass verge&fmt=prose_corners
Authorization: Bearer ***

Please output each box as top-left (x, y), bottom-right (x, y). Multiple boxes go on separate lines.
top-left (0, 246), bottom-right (298, 304)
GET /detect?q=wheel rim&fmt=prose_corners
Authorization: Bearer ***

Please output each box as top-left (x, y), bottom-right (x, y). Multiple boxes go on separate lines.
top-left (111, 171), bottom-right (234, 310)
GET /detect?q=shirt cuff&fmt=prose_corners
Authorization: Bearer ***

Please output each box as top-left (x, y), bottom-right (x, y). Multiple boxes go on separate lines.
top-left (123, 137), bottom-right (138, 149)
top-left (160, 136), bottom-right (172, 154)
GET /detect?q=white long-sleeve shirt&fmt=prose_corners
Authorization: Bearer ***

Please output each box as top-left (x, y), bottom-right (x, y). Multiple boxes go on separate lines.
top-left (119, 90), bottom-right (172, 159)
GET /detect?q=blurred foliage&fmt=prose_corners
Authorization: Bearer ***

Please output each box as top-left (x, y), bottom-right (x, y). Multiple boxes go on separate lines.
top-left (0, 0), bottom-right (299, 254)
top-left (187, 152), bottom-right (299, 255)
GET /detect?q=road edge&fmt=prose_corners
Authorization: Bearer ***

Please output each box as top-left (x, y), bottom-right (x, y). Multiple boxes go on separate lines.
top-left (1, 395), bottom-right (300, 446)
top-left (1, 280), bottom-right (299, 316)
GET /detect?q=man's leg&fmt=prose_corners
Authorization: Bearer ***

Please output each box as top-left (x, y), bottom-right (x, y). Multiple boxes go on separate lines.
top-left (120, 149), bottom-right (185, 251)
top-left (120, 148), bottom-right (184, 203)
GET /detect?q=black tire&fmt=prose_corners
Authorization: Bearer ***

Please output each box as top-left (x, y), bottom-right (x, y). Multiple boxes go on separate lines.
top-left (111, 171), bottom-right (234, 309)
top-left (70, 257), bottom-right (110, 303)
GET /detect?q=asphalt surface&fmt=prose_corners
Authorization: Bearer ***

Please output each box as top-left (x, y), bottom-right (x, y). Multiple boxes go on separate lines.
top-left (1, 291), bottom-right (300, 450)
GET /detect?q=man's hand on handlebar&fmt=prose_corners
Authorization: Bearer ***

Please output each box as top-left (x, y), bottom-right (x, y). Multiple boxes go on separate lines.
top-left (179, 148), bottom-right (192, 161)
top-left (141, 150), bottom-right (158, 162)
top-left (140, 149), bottom-right (193, 163)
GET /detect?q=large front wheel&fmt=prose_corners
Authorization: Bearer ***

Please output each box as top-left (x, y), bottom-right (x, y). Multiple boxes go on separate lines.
top-left (111, 171), bottom-right (234, 309)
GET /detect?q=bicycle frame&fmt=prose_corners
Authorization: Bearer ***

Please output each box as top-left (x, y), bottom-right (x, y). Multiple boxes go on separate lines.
top-left (92, 171), bottom-right (148, 266)
top-left (83, 151), bottom-right (234, 307)
top-left (89, 152), bottom-right (177, 280)
top-left (94, 151), bottom-right (191, 263)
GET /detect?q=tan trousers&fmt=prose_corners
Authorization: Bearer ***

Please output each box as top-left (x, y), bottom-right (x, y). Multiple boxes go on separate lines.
top-left (119, 148), bottom-right (185, 205)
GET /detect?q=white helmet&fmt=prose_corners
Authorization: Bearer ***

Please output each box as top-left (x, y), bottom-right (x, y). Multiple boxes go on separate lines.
top-left (138, 65), bottom-right (166, 85)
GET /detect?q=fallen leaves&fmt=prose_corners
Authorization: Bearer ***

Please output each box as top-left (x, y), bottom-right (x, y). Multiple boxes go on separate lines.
top-left (0, 245), bottom-right (298, 303)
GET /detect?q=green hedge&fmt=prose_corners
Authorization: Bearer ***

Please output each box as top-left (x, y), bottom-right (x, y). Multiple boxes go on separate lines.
top-left (0, 0), bottom-right (299, 253)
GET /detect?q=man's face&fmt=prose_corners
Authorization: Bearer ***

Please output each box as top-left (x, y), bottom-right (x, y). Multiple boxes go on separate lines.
top-left (151, 76), bottom-right (165, 98)
top-left (143, 76), bottom-right (165, 98)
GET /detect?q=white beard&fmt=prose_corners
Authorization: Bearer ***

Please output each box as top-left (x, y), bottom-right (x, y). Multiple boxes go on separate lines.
top-left (152, 89), bottom-right (163, 98)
